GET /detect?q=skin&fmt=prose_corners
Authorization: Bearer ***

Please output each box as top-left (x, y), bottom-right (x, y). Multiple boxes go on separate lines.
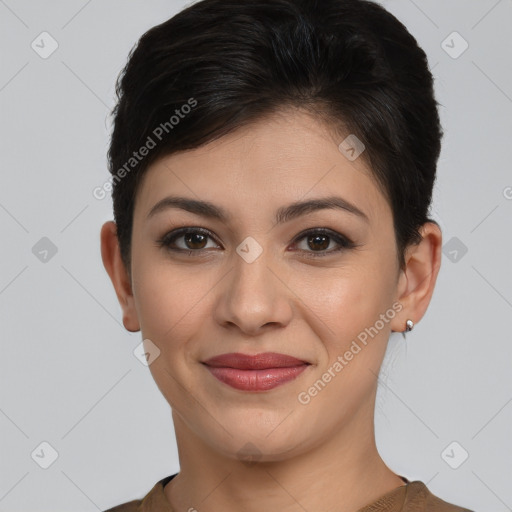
top-left (101, 108), bottom-right (442, 512)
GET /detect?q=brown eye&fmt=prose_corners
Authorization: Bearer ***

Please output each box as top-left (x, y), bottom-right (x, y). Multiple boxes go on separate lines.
top-left (306, 234), bottom-right (330, 252)
top-left (293, 228), bottom-right (354, 257)
top-left (183, 232), bottom-right (208, 250)
top-left (159, 227), bottom-right (220, 254)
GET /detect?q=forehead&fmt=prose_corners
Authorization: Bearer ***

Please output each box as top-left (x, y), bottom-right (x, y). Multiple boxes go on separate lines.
top-left (134, 109), bottom-right (389, 228)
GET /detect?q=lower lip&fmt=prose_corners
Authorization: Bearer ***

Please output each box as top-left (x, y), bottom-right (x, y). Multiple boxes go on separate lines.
top-left (204, 364), bottom-right (309, 391)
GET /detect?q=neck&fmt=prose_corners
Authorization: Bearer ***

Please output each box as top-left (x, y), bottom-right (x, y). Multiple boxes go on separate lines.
top-left (164, 399), bottom-right (405, 512)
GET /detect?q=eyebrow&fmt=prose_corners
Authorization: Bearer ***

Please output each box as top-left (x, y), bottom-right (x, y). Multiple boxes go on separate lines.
top-left (147, 195), bottom-right (369, 224)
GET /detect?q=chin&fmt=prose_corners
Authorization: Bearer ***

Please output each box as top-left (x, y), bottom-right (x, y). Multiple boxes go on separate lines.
top-left (202, 426), bottom-right (306, 464)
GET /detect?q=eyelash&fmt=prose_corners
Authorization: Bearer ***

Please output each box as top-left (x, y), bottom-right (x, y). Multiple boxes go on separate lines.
top-left (156, 227), bottom-right (355, 258)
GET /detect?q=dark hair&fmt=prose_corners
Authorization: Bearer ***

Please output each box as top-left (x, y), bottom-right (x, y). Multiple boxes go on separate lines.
top-left (107, 0), bottom-right (443, 271)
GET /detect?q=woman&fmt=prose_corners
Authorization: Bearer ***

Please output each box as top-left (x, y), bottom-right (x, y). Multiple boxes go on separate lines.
top-left (100, 0), bottom-right (474, 510)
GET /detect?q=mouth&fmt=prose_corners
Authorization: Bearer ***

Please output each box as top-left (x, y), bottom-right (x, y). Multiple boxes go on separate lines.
top-left (202, 352), bottom-right (311, 391)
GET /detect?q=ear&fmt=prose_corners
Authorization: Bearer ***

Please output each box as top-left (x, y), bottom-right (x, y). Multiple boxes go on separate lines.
top-left (390, 222), bottom-right (442, 334)
top-left (100, 221), bottom-right (140, 332)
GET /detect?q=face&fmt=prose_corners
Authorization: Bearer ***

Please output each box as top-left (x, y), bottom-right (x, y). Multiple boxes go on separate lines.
top-left (127, 109), bottom-right (405, 461)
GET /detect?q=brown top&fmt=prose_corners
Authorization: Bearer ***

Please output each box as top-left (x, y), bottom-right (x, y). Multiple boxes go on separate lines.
top-left (103, 473), bottom-right (474, 512)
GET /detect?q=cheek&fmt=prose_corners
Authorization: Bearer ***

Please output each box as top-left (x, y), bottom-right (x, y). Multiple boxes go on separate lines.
top-left (131, 254), bottom-right (204, 342)
top-left (294, 257), bottom-right (398, 366)
top-left (299, 263), bottom-right (390, 328)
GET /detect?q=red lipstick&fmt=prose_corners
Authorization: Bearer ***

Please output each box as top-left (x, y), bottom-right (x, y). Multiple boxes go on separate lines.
top-left (202, 352), bottom-right (310, 391)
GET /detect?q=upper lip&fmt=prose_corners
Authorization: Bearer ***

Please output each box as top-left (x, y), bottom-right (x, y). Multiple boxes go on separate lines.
top-left (202, 352), bottom-right (310, 370)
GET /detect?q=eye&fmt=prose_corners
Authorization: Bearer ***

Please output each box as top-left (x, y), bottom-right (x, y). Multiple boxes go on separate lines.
top-left (291, 228), bottom-right (355, 257)
top-left (157, 227), bottom-right (220, 256)
top-left (157, 227), bottom-right (355, 258)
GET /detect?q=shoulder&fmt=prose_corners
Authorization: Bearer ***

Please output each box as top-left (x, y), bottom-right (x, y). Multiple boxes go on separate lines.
top-left (103, 499), bottom-right (141, 512)
top-left (102, 474), bottom-right (177, 512)
top-left (405, 481), bottom-right (475, 512)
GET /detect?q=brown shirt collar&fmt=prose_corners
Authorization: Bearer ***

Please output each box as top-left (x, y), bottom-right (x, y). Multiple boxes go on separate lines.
top-left (104, 474), bottom-right (473, 512)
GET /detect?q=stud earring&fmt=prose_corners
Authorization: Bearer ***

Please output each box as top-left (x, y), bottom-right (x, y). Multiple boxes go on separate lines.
top-left (402, 319), bottom-right (414, 338)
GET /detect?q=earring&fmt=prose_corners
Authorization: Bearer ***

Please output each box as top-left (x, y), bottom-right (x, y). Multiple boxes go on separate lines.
top-left (402, 319), bottom-right (414, 338)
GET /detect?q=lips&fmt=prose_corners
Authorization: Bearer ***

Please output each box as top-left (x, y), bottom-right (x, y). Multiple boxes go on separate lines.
top-left (202, 352), bottom-right (311, 391)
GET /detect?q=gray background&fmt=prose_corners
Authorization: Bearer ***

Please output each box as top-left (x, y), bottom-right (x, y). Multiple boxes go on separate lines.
top-left (0, 1), bottom-right (511, 511)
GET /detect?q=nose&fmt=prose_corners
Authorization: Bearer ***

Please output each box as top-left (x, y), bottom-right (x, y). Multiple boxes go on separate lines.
top-left (213, 244), bottom-right (293, 336)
